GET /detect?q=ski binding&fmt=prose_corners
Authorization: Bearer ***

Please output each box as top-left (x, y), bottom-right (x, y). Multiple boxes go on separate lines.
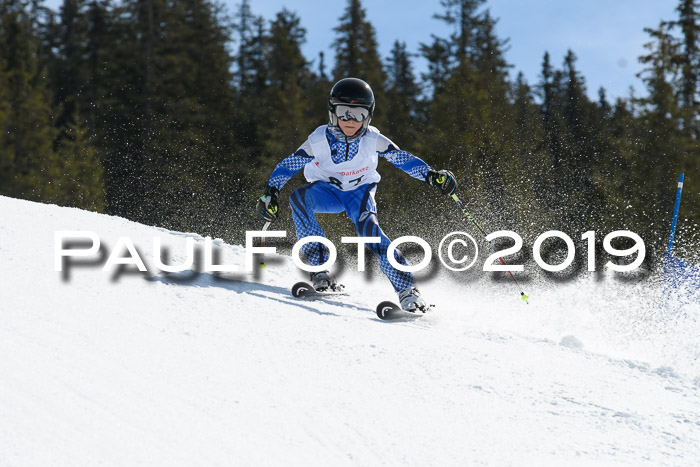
top-left (291, 281), bottom-right (347, 299)
top-left (376, 301), bottom-right (431, 320)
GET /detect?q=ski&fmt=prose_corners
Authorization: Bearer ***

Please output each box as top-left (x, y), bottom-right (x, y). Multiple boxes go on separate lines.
top-left (376, 301), bottom-right (427, 320)
top-left (291, 281), bottom-right (348, 299)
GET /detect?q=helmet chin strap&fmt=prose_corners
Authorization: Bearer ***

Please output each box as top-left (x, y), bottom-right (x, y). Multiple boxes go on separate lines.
top-left (328, 123), bottom-right (367, 142)
top-left (344, 122), bottom-right (369, 137)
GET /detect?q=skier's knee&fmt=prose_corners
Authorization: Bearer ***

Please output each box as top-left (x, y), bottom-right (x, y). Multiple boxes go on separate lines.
top-left (289, 190), bottom-right (303, 213)
top-left (355, 211), bottom-right (377, 236)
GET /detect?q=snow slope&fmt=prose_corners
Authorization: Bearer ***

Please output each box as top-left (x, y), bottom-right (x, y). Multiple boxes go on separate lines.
top-left (1, 195), bottom-right (699, 466)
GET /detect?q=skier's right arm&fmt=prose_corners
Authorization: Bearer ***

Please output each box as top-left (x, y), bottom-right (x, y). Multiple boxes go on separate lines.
top-left (256, 143), bottom-right (314, 222)
top-left (266, 146), bottom-right (313, 191)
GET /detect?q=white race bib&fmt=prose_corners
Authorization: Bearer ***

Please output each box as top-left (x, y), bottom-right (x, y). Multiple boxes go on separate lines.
top-left (303, 126), bottom-right (382, 191)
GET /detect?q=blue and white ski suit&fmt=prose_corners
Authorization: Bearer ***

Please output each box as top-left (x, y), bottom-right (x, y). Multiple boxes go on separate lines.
top-left (267, 124), bottom-right (433, 292)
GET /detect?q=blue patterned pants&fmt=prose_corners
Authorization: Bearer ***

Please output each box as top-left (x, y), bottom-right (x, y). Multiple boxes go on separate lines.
top-left (289, 182), bottom-right (415, 292)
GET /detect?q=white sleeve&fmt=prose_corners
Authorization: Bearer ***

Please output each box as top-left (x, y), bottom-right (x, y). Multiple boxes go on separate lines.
top-left (375, 133), bottom-right (398, 153)
top-left (297, 139), bottom-right (314, 157)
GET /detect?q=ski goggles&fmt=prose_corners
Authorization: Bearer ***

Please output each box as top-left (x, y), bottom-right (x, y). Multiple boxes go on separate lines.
top-left (335, 105), bottom-right (370, 122)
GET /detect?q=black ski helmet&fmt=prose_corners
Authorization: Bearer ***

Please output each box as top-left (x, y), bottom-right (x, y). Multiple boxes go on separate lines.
top-left (328, 77), bottom-right (375, 130)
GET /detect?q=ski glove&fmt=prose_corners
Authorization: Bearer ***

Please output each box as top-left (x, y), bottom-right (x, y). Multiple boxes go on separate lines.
top-left (426, 170), bottom-right (458, 196)
top-left (256, 186), bottom-right (280, 222)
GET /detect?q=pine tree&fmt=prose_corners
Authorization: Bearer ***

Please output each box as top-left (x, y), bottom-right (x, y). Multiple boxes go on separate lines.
top-left (332, 0), bottom-right (386, 124)
top-left (95, 0), bottom-right (158, 219)
top-left (670, 0), bottom-right (699, 136)
top-left (303, 51), bottom-right (333, 149)
top-left (472, 10), bottom-right (511, 80)
top-left (233, 0), bottom-right (266, 96)
top-left (261, 9), bottom-right (313, 158)
top-left (83, 0), bottom-right (109, 130)
top-left (419, 35), bottom-right (451, 98)
top-left (562, 49), bottom-right (594, 188)
top-left (153, 0), bottom-right (239, 232)
top-left (52, 0), bottom-right (91, 133)
top-left (54, 108), bottom-right (104, 211)
top-left (668, 0), bottom-right (700, 244)
top-left (432, 0), bottom-right (486, 62)
top-left (384, 40), bottom-right (421, 146)
top-left (231, 0), bottom-right (267, 161)
top-left (535, 51), bottom-right (566, 208)
top-left (504, 72), bottom-right (549, 233)
top-left (513, 72), bottom-right (543, 160)
top-left (598, 87), bottom-right (612, 117)
top-left (0, 59), bottom-right (11, 187)
top-left (419, 0), bottom-right (488, 98)
top-left (513, 72), bottom-right (546, 181)
top-left (97, 0), bottom-right (239, 231)
top-left (534, 50), bottom-right (609, 230)
top-left (317, 51), bottom-right (328, 81)
top-left (375, 40), bottom-right (424, 225)
top-left (636, 22), bottom-right (685, 235)
top-left (421, 0), bottom-right (517, 227)
top-left (0, 0), bottom-right (60, 202)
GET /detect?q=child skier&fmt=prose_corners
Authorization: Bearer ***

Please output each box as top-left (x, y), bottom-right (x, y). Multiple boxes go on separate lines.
top-left (256, 77), bottom-right (457, 312)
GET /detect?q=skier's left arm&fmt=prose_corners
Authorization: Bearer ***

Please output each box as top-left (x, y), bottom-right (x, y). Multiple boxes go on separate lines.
top-left (377, 137), bottom-right (433, 181)
top-left (377, 137), bottom-right (458, 196)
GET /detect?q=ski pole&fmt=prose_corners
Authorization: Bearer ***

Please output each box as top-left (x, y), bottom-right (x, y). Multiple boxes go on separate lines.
top-left (451, 193), bottom-right (530, 304)
top-left (259, 221), bottom-right (271, 268)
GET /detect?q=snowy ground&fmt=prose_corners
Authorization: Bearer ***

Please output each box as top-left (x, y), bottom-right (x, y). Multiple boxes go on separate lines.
top-left (1, 195), bottom-right (699, 466)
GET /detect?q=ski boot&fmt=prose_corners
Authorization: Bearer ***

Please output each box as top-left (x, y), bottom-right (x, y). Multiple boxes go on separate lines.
top-left (310, 270), bottom-right (342, 292)
top-left (398, 286), bottom-right (428, 313)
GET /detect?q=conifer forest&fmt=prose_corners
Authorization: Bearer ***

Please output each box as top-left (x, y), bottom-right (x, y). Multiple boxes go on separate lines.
top-left (1, 0), bottom-right (698, 266)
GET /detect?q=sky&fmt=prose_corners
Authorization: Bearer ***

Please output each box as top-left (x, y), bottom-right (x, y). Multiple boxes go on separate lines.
top-left (41, 0), bottom-right (680, 100)
top-left (238, 0), bottom-right (679, 100)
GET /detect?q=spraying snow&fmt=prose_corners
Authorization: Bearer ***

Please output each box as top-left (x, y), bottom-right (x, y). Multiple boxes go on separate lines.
top-left (1, 195), bottom-right (698, 466)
